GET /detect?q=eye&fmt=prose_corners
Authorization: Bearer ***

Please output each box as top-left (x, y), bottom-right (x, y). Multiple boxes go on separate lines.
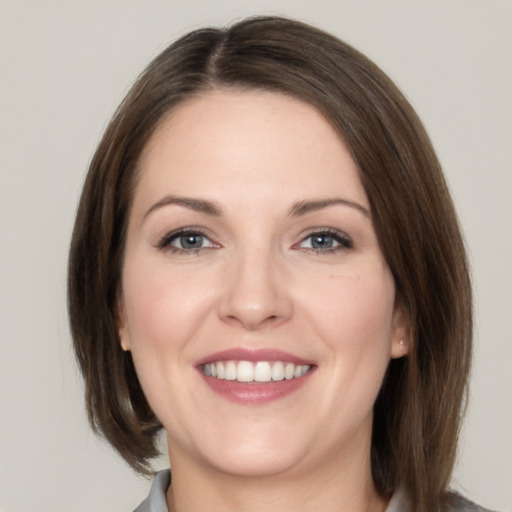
top-left (172, 232), bottom-right (209, 250)
top-left (157, 229), bottom-right (217, 253)
top-left (298, 229), bottom-right (352, 253)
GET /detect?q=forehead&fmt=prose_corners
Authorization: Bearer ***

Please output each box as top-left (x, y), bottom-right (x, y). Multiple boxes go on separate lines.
top-left (134, 88), bottom-right (369, 212)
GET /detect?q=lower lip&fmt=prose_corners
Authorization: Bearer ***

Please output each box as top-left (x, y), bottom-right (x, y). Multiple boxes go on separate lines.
top-left (199, 370), bottom-right (314, 405)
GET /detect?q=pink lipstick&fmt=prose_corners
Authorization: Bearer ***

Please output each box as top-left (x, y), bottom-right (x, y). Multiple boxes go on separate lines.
top-left (196, 348), bottom-right (315, 405)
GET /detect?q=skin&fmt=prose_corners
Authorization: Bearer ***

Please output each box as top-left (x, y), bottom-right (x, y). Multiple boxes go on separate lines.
top-left (118, 89), bottom-right (408, 512)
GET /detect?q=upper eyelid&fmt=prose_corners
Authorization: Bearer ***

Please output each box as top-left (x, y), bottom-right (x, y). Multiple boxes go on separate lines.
top-left (159, 225), bottom-right (210, 237)
top-left (156, 227), bottom-right (213, 248)
top-left (298, 227), bottom-right (352, 240)
top-left (293, 228), bottom-right (354, 251)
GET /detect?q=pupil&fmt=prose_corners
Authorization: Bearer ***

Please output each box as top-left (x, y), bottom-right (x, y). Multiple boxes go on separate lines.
top-left (181, 234), bottom-right (202, 249)
top-left (312, 234), bottom-right (332, 249)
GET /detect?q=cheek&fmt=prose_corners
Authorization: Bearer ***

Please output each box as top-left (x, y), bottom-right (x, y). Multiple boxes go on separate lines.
top-left (301, 264), bottom-right (396, 408)
top-left (284, 265), bottom-right (397, 448)
top-left (304, 268), bottom-right (396, 351)
top-left (120, 258), bottom-right (215, 424)
top-left (122, 256), bottom-right (214, 352)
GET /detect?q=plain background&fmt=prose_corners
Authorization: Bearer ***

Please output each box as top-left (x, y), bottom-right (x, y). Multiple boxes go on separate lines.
top-left (0, 1), bottom-right (511, 511)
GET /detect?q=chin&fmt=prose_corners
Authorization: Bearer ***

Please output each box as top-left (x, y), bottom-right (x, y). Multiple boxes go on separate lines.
top-left (169, 421), bottom-right (308, 479)
top-left (202, 445), bottom-right (303, 479)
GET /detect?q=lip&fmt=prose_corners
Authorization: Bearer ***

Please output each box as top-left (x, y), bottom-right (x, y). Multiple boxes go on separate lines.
top-left (195, 347), bottom-right (313, 366)
top-left (195, 348), bottom-right (315, 406)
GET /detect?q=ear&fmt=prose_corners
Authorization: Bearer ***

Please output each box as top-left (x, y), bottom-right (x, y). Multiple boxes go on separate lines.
top-left (390, 297), bottom-right (410, 359)
top-left (116, 296), bottom-right (131, 352)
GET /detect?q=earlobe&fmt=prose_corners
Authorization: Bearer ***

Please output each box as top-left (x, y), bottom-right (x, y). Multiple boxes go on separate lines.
top-left (390, 299), bottom-right (410, 359)
top-left (116, 298), bottom-right (131, 352)
top-left (391, 338), bottom-right (409, 359)
top-left (120, 336), bottom-right (131, 352)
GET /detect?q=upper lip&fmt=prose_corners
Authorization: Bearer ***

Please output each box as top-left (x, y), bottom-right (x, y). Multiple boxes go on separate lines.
top-left (195, 348), bottom-right (314, 367)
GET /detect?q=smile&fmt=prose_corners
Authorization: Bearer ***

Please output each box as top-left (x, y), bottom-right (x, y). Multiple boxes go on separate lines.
top-left (202, 360), bottom-right (312, 382)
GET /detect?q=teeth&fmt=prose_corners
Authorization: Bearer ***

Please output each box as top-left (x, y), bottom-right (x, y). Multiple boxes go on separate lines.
top-left (202, 361), bottom-right (311, 382)
top-left (237, 361), bottom-right (254, 382)
top-left (225, 361), bottom-right (237, 380)
top-left (271, 361), bottom-right (285, 381)
top-left (284, 362), bottom-right (295, 380)
top-left (254, 361), bottom-right (271, 382)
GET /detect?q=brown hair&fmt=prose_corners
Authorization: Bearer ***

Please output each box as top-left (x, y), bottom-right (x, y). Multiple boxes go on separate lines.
top-left (68, 16), bottom-right (472, 511)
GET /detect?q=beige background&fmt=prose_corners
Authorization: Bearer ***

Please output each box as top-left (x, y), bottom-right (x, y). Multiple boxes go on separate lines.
top-left (0, 1), bottom-right (511, 511)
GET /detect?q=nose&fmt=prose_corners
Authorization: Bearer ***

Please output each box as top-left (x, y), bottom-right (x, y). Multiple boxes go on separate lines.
top-left (218, 247), bottom-right (293, 331)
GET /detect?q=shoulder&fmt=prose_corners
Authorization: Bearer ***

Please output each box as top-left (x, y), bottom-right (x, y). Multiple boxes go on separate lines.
top-left (132, 470), bottom-right (171, 512)
top-left (386, 488), bottom-right (499, 512)
top-left (443, 491), bottom-right (500, 512)
top-left (132, 475), bottom-right (500, 512)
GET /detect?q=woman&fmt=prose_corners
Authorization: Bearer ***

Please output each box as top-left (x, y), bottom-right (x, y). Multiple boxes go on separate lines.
top-left (68, 16), bottom-right (491, 512)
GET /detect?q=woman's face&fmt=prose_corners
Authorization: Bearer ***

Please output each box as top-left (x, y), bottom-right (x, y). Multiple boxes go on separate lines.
top-left (119, 89), bottom-right (407, 479)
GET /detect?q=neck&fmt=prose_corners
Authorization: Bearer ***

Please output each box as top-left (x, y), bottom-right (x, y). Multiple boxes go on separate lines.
top-left (165, 441), bottom-right (387, 512)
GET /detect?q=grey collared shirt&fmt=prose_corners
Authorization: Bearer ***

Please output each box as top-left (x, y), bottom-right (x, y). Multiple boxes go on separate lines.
top-left (133, 470), bottom-right (495, 512)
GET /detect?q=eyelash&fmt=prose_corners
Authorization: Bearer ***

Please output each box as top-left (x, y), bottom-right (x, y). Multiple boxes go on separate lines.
top-left (156, 228), bottom-right (214, 255)
top-left (297, 228), bottom-right (353, 254)
top-left (156, 228), bottom-right (353, 255)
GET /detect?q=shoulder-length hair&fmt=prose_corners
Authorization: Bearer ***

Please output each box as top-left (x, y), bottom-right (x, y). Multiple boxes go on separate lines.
top-left (68, 16), bottom-right (472, 512)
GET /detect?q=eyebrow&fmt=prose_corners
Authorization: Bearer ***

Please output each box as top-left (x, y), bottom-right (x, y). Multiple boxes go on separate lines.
top-left (144, 195), bottom-right (223, 219)
top-left (143, 195), bottom-right (370, 220)
top-left (288, 198), bottom-right (371, 218)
